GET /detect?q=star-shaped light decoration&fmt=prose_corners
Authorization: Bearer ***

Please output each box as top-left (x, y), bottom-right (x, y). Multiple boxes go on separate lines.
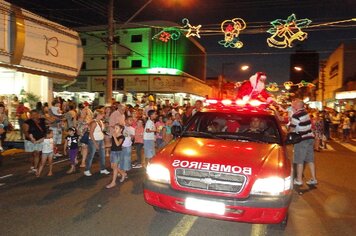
top-left (182, 18), bottom-right (202, 38)
top-left (267, 14), bottom-right (312, 48)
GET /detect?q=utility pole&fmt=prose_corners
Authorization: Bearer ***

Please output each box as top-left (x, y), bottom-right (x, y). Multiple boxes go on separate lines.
top-left (105, 0), bottom-right (114, 105)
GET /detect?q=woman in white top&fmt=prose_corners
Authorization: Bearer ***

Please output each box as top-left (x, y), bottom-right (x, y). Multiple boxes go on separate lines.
top-left (84, 108), bottom-right (110, 176)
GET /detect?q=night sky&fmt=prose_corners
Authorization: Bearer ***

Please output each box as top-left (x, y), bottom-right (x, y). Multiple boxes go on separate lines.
top-left (6, 0), bottom-right (356, 84)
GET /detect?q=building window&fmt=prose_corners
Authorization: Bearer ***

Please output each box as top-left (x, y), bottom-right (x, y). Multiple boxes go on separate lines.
top-left (131, 60), bottom-right (142, 68)
top-left (81, 38), bottom-right (86, 46)
top-left (329, 63), bottom-right (339, 79)
top-left (112, 60), bottom-right (119, 69)
top-left (131, 34), bottom-right (142, 43)
top-left (81, 62), bottom-right (86, 70)
top-left (113, 78), bottom-right (124, 90)
top-left (113, 36), bottom-right (120, 44)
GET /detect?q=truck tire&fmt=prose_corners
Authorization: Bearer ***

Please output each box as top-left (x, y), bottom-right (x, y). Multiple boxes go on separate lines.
top-left (268, 214), bottom-right (288, 231)
top-left (153, 206), bottom-right (170, 213)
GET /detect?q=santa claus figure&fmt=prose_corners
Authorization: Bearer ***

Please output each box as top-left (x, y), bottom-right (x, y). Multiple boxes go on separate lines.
top-left (236, 72), bottom-right (274, 103)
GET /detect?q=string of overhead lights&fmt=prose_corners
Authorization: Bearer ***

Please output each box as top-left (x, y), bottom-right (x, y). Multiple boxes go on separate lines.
top-left (150, 14), bottom-right (355, 49)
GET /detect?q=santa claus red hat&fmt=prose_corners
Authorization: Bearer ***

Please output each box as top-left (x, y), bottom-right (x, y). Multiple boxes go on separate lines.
top-left (249, 72), bottom-right (267, 89)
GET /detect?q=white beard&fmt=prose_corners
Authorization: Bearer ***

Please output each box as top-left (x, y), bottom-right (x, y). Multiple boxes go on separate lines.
top-left (253, 81), bottom-right (265, 93)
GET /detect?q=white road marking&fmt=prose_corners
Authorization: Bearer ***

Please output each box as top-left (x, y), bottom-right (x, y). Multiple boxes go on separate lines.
top-left (336, 141), bottom-right (356, 152)
top-left (168, 215), bottom-right (198, 236)
top-left (0, 174), bottom-right (13, 179)
top-left (322, 145), bottom-right (335, 152)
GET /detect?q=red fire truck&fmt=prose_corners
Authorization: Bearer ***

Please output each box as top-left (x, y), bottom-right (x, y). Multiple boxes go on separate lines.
top-left (143, 99), bottom-right (292, 226)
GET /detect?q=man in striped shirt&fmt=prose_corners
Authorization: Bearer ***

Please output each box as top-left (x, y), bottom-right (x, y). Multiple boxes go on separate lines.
top-left (289, 99), bottom-right (317, 186)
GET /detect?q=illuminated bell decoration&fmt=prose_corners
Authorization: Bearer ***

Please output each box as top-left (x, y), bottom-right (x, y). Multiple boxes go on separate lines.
top-left (266, 82), bottom-right (279, 92)
top-left (218, 18), bottom-right (246, 48)
top-left (182, 18), bottom-right (202, 38)
top-left (266, 14), bottom-right (312, 48)
top-left (284, 81), bottom-right (293, 90)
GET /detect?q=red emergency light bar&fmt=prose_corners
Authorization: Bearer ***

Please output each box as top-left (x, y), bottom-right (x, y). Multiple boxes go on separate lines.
top-left (204, 99), bottom-right (267, 107)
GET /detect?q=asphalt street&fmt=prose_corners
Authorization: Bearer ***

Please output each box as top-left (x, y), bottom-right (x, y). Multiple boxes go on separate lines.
top-left (0, 139), bottom-right (355, 236)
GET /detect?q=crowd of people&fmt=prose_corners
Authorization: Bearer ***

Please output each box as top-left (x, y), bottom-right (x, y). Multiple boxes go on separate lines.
top-left (0, 95), bottom-right (354, 189)
top-left (4, 98), bottom-right (204, 188)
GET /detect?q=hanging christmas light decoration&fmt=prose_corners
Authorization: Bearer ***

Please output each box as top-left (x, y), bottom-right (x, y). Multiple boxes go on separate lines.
top-left (307, 83), bottom-right (316, 88)
top-left (297, 80), bottom-right (310, 88)
top-left (263, 81), bottom-right (316, 91)
top-left (182, 18), bottom-right (202, 38)
top-left (266, 82), bottom-right (280, 92)
top-left (159, 32), bottom-right (171, 42)
top-left (152, 27), bottom-right (181, 42)
top-left (267, 14), bottom-right (312, 48)
top-left (283, 81), bottom-right (294, 90)
top-left (218, 18), bottom-right (246, 48)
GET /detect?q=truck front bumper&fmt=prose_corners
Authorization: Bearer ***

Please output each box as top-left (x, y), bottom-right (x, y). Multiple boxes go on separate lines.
top-left (144, 180), bottom-right (291, 224)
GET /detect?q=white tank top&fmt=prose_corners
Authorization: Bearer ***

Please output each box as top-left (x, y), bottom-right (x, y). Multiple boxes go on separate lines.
top-left (92, 120), bottom-right (104, 141)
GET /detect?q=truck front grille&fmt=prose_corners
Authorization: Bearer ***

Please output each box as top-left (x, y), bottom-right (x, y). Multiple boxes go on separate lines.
top-left (175, 168), bottom-right (246, 193)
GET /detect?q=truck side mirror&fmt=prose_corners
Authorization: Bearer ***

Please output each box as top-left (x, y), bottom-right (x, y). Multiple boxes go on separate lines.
top-left (171, 126), bottom-right (182, 137)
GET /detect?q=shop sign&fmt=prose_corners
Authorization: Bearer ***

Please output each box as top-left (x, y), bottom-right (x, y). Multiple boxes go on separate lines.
top-left (20, 10), bottom-right (83, 79)
top-left (125, 76), bottom-right (148, 91)
top-left (335, 91), bottom-right (356, 99)
top-left (150, 76), bottom-right (212, 97)
top-left (91, 76), bottom-right (106, 91)
top-left (0, 2), bottom-right (83, 80)
top-left (151, 76), bottom-right (184, 92)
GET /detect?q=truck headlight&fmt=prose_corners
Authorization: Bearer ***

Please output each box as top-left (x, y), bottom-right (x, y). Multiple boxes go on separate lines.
top-left (251, 176), bottom-right (291, 196)
top-left (146, 163), bottom-right (171, 184)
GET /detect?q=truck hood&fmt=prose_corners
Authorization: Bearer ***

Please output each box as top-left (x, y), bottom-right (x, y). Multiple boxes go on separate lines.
top-left (162, 137), bottom-right (281, 177)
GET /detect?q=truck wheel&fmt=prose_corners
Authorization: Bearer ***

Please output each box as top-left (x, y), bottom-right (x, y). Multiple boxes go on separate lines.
top-left (268, 214), bottom-right (288, 231)
top-left (278, 214), bottom-right (288, 230)
top-left (153, 206), bottom-right (170, 213)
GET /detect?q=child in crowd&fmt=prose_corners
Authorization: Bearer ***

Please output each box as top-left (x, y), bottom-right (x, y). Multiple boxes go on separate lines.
top-left (143, 110), bottom-right (157, 167)
top-left (64, 127), bottom-right (79, 174)
top-left (106, 124), bottom-right (125, 189)
top-left (120, 116), bottom-right (135, 180)
top-left (162, 116), bottom-right (173, 147)
top-left (155, 115), bottom-right (165, 149)
top-left (132, 119), bottom-right (144, 168)
top-left (341, 114), bottom-right (351, 142)
top-left (36, 129), bottom-right (54, 177)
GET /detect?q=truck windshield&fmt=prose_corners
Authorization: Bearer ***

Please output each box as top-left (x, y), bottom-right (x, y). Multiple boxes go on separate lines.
top-left (183, 112), bottom-right (281, 144)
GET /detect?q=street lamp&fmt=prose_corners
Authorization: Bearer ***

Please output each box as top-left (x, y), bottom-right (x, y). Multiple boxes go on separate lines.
top-left (293, 66), bottom-right (317, 101)
top-left (241, 65), bottom-right (250, 71)
top-left (293, 66), bottom-right (315, 81)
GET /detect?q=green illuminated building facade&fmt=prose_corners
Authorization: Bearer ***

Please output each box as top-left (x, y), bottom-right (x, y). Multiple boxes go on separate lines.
top-left (59, 21), bottom-right (211, 105)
